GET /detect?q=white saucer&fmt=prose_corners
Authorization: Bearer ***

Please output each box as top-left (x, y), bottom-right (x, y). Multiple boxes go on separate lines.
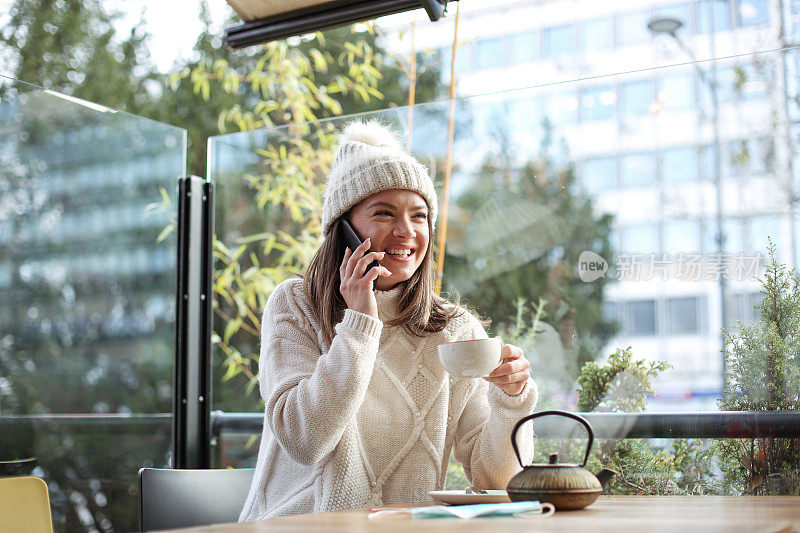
top-left (428, 490), bottom-right (511, 505)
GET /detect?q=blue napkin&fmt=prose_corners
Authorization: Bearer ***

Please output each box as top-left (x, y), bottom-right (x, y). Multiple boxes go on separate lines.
top-left (410, 501), bottom-right (545, 519)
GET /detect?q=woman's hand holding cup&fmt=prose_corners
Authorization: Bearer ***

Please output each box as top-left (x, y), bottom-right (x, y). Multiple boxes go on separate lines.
top-left (483, 340), bottom-right (530, 396)
top-left (339, 238), bottom-right (392, 319)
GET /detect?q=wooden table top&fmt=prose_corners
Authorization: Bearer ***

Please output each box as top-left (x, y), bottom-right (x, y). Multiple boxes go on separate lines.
top-left (173, 496), bottom-right (800, 533)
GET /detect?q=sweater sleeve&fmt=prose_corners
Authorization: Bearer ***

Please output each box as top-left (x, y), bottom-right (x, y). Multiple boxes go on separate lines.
top-left (451, 317), bottom-right (538, 490)
top-left (258, 281), bottom-right (383, 466)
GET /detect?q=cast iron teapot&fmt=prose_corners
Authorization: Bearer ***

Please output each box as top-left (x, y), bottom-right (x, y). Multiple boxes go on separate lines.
top-left (506, 410), bottom-right (616, 510)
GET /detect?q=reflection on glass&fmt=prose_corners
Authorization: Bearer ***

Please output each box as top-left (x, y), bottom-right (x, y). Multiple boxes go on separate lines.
top-left (619, 10), bottom-right (652, 46)
top-left (544, 92), bottom-right (579, 124)
top-left (662, 146), bottom-right (697, 183)
top-left (705, 217), bottom-right (744, 253)
top-left (737, 0), bottom-right (769, 26)
top-left (657, 2), bottom-right (693, 30)
top-left (0, 76), bottom-right (182, 531)
top-left (509, 31), bottom-right (539, 64)
top-left (664, 219), bottom-right (701, 254)
top-left (508, 97), bottom-right (542, 132)
top-left (658, 72), bottom-right (695, 112)
top-left (582, 18), bottom-right (614, 50)
top-left (725, 291), bottom-right (763, 327)
top-left (628, 300), bottom-right (657, 335)
top-left (475, 36), bottom-right (504, 70)
top-left (749, 214), bottom-right (783, 254)
top-left (621, 152), bottom-right (657, 188)
top-left (456, 41), bottom-right (475, 74)
top-left (581, 156), bottom-right (617, 193)
top-left (207, 43), bottom-right (800, 496)
top-left (621, 79), bottom-right (655, 118)
top-left (545, 24), bottom-right (575, 58)
top-left (667, 296), bottom-right (702, 334)
top-left (697, 0), bottom-right (732, 33)
top-left (581, 85), bottom-right (616, 121)
top-left (621, 223), bottom-right (659, 252)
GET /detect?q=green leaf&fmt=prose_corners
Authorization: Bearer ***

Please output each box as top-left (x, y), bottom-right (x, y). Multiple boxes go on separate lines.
top-left (223, 317), bottom-right (242, 344)
top-left (155, 224), bottom-right (174, 243)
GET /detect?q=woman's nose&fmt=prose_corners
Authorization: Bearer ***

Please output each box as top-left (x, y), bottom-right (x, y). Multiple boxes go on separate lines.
top-left (393, 216), bottom-right (416, 237)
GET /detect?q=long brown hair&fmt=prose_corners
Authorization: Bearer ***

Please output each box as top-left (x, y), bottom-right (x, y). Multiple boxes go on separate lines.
top-left (303, 213), bottom-right (462, 345)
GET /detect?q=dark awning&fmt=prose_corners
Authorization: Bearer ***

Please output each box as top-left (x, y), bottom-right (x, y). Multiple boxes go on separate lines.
top-left (224, 0), bottom-right (449, 49)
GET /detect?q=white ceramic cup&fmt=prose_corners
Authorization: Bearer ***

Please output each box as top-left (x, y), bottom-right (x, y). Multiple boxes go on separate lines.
top-left (437, 338), bottom-right (502, 378)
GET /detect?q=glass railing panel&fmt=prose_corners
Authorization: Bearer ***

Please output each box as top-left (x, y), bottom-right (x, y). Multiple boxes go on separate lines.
top-left (208, 43), bottom-right (800, 493)
top-left (0, 75), bottom-right (185, 531)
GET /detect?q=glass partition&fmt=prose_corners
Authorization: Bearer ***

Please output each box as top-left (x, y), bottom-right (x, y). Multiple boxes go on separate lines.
top-left (208, 39), bottom-right (800, 495)
top-left (0, 76), bottom-right (185, 531)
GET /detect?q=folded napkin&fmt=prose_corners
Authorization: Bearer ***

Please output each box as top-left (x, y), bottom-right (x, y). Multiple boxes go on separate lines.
top-left (369, 501), bottom-right (554, 520)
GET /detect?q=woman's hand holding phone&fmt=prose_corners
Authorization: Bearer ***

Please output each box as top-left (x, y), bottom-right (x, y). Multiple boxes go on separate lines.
top-left (339, 238), bottom-right (392, 318)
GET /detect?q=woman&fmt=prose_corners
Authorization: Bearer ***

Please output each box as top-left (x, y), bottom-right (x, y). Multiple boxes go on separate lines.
top-left (239, 120), bottom-right (537, 521)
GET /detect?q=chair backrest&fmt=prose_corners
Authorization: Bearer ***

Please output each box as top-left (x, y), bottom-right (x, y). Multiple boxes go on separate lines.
top-left (138, 467), bottom-right (255, 532)
top-left (0, 476), bottom-right (53, 533)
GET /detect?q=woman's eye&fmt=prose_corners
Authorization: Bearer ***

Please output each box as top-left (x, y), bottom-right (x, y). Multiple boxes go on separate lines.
top-left (414, 213), bottom-right (428, 220)
top-left (374, 210), bottom-right (393, 216)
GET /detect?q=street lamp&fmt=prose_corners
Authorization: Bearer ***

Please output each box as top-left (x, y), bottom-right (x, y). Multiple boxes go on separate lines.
top-left (647, 16), bottom-right (728, 386)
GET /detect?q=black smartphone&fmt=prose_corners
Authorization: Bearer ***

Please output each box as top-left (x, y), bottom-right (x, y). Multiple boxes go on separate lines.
top-left (340, 219), bottom-right (381, 273)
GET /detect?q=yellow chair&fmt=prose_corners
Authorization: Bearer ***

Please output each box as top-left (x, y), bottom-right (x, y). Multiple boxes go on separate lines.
top-left (0, 476), bottom-right (53, 533)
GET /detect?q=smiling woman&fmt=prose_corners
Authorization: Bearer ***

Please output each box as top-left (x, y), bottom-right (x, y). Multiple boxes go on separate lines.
top-left (237, 120), bottom-right (538, 521)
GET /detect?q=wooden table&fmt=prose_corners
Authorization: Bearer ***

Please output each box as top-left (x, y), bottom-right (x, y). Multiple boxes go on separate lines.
top-left (172, 496), bottom-right (800, 532)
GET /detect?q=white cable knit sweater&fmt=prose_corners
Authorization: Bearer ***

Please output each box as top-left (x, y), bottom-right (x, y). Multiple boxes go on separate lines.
top-left (239, 278), bottom-right (538, 521)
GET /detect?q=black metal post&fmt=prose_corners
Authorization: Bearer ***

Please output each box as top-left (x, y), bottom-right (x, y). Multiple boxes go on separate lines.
top-left (173, 176), bottom-right (214, 469)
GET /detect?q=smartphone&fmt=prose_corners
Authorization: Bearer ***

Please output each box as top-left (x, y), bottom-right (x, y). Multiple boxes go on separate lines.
top-left (340, 219), bottom-right (381, 273)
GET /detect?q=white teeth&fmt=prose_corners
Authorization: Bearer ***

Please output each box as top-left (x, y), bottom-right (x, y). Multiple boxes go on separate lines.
top-left (386, 248), bottom-right (412, 256)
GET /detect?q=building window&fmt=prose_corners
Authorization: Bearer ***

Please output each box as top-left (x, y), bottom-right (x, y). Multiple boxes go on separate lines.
top-left (725, 292), bottom-right (763, 327)
top-left (705, 217), bottom-right (745, 253)
top-left (736, 63), bottom-right (770, 100)
top-left (697, 65), bottom-right (737, 107)
top-left (581, 84), bottom-right (616, 121)
top-left (726, 137), bottom-right (774, 176)
top-left (582, 156), bottom-right (617, 193)
top-left (618, 10), bottom-right (652, 46)
top-left (697, 0), bottom-right (732, 33)
top-left (620, 79), bottom-right (655, 118)
top-left (620, 152), bottom-right (656, 188)
top-left (627, 299), bottom-right (657, 336)
top-left (663, 219), bottom-right (702, 254)
top-left (455, 41), bottom-right (475, 73)
top-left (748, 214), bottom-right (782, 254)
top-left (475, 36), bottom-right (505, 70)
top-left (737, 0), bottom-right (769, 26)
top-left (658, 72), bottom-right (695, 112)
top-left (509, 31), bottom-right (539, 64)
top-left (545, 24), bottom-right (575, 58)
top-left (661, 146), bottom-right (697, 183)
top-left (667, 296), bottom-right (703, 334)
top-left (621, 223), bottom-right (659, 253)
top-left (699, 144), bottom-right (718, 180)
top-left (581, 17), bottom-right (614, 50)
top-left (601, 301), bottom-right (618, 323)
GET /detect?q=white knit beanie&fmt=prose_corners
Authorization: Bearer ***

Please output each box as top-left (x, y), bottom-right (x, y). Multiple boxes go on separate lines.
top-left (321, 119), bottom-right (438, 235)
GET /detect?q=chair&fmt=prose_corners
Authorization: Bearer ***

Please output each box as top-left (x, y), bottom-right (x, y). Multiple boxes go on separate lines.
top-left (138, 467), bottom-right (255, 531)
top-left (0, 475), bottom-right (53, 533)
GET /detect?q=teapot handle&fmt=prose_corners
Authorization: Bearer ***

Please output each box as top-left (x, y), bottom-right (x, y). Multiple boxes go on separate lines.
top-left (510, 410), bottom-right (594, 468)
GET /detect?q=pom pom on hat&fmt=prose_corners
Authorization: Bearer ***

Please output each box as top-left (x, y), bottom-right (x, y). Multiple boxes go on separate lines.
top-left (340, 119), bottom-right (401, 150)
top-left (321, 119), bottom-right (438, 235)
